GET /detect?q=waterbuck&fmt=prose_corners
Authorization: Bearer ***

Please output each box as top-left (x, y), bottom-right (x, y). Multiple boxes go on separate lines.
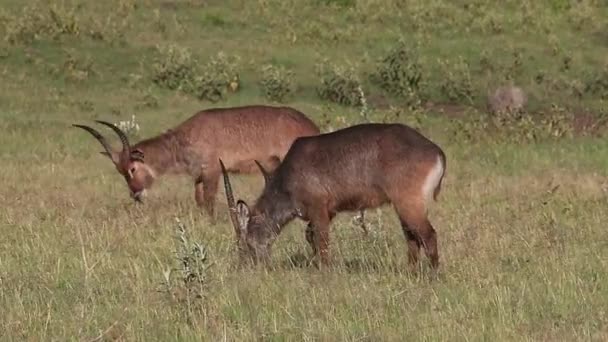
top-left (72, 105), bottom-right (320, 218)
top-left (220, 122), bottom-right (446, 270)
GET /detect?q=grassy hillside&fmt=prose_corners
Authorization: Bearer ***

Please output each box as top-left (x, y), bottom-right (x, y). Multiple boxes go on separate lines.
top-left (1, 0), bottom-right (608, 340)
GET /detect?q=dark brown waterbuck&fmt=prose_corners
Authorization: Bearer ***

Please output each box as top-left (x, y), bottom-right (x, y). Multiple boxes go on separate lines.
top-left (221, 122), bottom-right (447, 270)
top-left (72, 105), bottom-right (320, 218)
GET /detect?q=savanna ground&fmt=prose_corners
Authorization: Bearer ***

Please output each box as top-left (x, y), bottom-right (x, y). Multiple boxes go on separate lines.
top-left (1, 0), bottom-right (608, 340)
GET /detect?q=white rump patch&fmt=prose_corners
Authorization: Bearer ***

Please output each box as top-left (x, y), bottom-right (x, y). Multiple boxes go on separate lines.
top-left (421, 155), bottom-right (444, 205)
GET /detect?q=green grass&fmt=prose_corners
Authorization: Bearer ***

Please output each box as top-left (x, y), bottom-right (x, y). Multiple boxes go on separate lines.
top-left (1, 0), bottom-right (608, 340)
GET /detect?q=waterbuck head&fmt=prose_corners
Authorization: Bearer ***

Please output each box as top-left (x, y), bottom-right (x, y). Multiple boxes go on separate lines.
top-left (220, 159), bottom-right (287, 265)
top-left (73, 120), bottom-right (156, 202)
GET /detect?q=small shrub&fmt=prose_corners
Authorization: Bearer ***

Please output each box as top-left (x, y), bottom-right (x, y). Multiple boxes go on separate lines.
top-left (259, 64), bottom-right (295, 102)
top-left (438, 57), bottom-right (474, 104)
top-left (491, 109), bottom-right (539, 142)
top-left (2, 2), bottom-right (80, 45)
top-left (194, 52), bottom-right (241, 102)
top-left (371, 41), bottom-right (423, 100)
top-left (159, 218), bottom-right (212, 305)
top-left (316, 59), bottom-right (362, 106)
top-left (491, 105), bottom-right (575, 143)
top-left (447, 105), bottom-right (576, 144)
top-left (152, 43), bottom-right (197, 92)
top-left (151, 46), bottom-right (240, 102)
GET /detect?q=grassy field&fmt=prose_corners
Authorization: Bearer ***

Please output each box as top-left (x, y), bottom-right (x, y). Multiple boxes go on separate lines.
top-left (1, 0), bottom-right (608, 340)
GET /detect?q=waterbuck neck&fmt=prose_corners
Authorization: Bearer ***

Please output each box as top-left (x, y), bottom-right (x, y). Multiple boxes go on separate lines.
top-left (132, 130), bottom-right (187, 176)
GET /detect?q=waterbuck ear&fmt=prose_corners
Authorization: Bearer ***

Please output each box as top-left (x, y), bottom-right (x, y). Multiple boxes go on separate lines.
top-left (236, 200), bottom-right (250, 234)
top-left (130, 148), bottom-right (145, 162)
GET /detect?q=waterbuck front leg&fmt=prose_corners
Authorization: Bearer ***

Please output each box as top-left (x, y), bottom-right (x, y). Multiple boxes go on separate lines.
top-left (306, 207), bottom-right (334, 268)
top-left (194, 175), bottom-right (205, 208)
top-left (194, 167), bottom-right (221, 222)
top-left (355, 210), bottom-right (368, 236)
top-left (305, 223), bottom-right (317, 257)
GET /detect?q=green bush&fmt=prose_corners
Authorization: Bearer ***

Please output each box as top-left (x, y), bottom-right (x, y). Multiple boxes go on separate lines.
top-left (152, 46), bottom-right (240, 102)
top-left (438, 56), bottom-right (474, 104)
top-left (371, 41), bottom-right (423, 99)
top-left (151, 44), bottom-right (197, 92)
top-left (194, 52), bottom-right (241, 102)
top-left (316, 60), bottom-right (362, 106)
top-left (2, 2), bottom-right (80, 44)
top-left (259, 64), bottom-right (295, 102)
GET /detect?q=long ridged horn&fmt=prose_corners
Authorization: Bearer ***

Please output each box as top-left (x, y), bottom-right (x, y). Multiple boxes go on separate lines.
top-left (72, 124), bottom-right (118, 164)
top-left (220, 159), bottom-right (241, 240)
top-left (254, 160), bottom-right (272, 185)
top-left (95, 120), bottom-right (131, 156)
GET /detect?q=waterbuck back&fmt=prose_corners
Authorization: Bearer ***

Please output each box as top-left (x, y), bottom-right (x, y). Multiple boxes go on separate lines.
top-left (221, 123), bottom-right (446, 271)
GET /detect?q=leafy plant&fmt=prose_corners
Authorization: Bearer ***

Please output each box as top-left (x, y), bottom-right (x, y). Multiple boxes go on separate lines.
top-left (259, 64), bottom-right (295, 102)
top-left (152, 43), bottom-right (197, 92)
top-left (160, 218), bottom-right (212, 305)
top-left (194, 52), bottom-right (241, 102)
top-left (371, 41), bottom-right (423, 100)
top-left (438, 56), bottom-right (474, 104)
top-left (151, 45), bottom-right (240, 102)
top-left (2, 2), bottom-right (80, 44)
top-left (316, 59), bottom-right (362, 106)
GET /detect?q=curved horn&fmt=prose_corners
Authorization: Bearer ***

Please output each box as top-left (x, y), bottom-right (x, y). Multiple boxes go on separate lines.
top-left (95, 120), bottom-right (131, 154)
top-left (72, 124), bottom-right (118, 163)
top-left (254, 160), bottom-right (271, 185)
top-left (220, 159), bottom-right (241, 240)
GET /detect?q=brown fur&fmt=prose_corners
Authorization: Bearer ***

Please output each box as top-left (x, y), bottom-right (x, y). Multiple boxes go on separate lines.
top-left (221, 123), bottom-right (447, 271)
top-left (73, 105), bottom-right (320, 218)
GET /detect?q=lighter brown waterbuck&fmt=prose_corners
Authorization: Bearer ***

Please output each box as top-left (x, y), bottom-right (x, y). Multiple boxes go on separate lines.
top-left (220, 122), bottom-right (447, 271)
top-left (72, 105), bottom-right (321, 219)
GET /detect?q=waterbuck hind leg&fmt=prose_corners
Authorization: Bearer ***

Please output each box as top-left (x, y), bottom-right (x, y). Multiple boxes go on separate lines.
top-left (420, 219), bottom-right (439, 270)
top-left (395, 203), bottom-right (440, 272)
top-left (400, 221), bottom-right (422, 272)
